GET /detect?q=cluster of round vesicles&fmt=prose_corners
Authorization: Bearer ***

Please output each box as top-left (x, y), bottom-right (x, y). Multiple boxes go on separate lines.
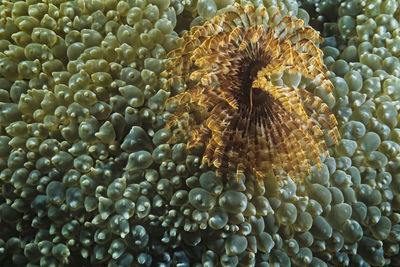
top-left (316, 0), bottom-right (400, 265)
top-left (1, 0), bottom-right (400, 266)
top-left (296, 0), bottom-right (342, 37)
top-left (0, 0), bottom-right (198, 265)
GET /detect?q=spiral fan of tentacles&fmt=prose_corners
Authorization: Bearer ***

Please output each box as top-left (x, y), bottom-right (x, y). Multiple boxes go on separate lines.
top-left (162, 3), bottom-right (340, 184)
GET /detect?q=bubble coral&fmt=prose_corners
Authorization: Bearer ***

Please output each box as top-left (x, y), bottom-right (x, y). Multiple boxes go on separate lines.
top-left (1, 0), bottom-right (400, 266)
top-left (163, 2), bottom-right (340, 183)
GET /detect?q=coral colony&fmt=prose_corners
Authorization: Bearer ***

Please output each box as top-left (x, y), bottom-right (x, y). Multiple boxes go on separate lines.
top-left (0, 0), bottom-right (399, 266)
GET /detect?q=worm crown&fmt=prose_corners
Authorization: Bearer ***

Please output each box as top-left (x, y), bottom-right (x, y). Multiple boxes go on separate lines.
top-left (163, 3), bottom-right (340, 184)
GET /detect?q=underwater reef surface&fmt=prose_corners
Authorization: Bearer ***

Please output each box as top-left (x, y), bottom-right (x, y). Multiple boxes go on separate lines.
top-left (0, 0), bottom-right (399, 266)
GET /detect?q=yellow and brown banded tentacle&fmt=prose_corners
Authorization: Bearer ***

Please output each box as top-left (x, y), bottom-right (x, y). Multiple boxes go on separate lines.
top-left (163, 3), bottom-right (339, 184)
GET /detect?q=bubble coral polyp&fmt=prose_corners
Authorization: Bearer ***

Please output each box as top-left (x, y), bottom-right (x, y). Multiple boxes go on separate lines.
top-left (163, 3), bottom-right (340, 183)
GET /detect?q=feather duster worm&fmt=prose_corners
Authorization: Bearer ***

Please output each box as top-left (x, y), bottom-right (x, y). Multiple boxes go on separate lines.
top-left (162, 3), bottom-right (340, 184)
